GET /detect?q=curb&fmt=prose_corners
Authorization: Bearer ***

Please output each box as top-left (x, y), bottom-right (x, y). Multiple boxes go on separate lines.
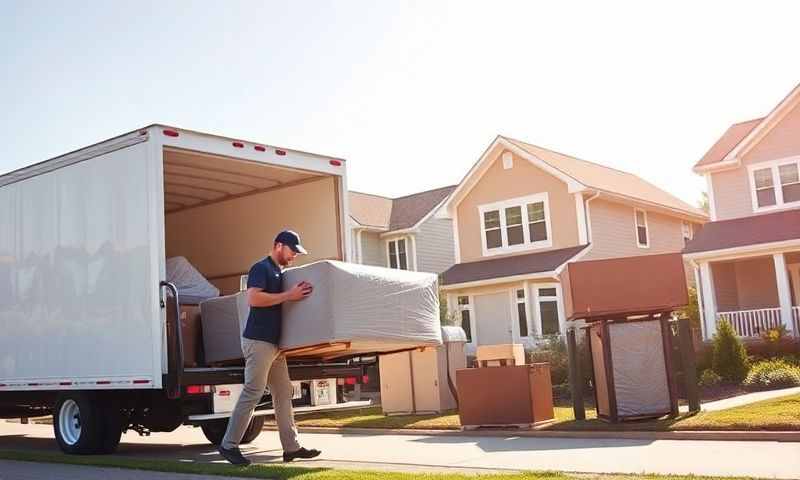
top-left (265, 425), bottom-right (800, 442)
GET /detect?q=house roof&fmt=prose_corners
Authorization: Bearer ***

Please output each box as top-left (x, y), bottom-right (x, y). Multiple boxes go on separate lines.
top-left (683, 209), bottom-right (800, 255)
top-left (349, 185), bottom-right (456, 232)
top-left (441, 244), bottom-right (589, 286)
top-left (501, 136), bottom-right (707, 218)
top-left (693, 118), bottom-right (763, 169)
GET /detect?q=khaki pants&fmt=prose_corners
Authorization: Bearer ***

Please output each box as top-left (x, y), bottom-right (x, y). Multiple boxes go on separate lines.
top-left (221, 338), bottom-right (300, 452)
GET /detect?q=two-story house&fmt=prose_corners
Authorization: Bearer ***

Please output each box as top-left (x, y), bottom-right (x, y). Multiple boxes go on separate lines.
top-left (348, 186), bottom-right (456, 274)
top-left (684, 83), bottom-right (800, 341)
top-left (439, 135), bottom-right (707, 352)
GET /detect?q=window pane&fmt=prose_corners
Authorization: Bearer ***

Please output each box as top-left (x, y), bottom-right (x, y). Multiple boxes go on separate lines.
top-left (486, 228), bottom-right (502, 249)
top-left (754, 168), bottom-right (774, 189)
top-left (398, 252), bottom-right (408, 270)
top-left (538, 288), bottom-right (557, 297)
top-left (638, 226), bottom-right (648, 245)
top-left (529, 221), bottom-right (548, 242)
top-left (540, 300), bottom-right (559, 335)
top-left (483, 210), bottom-right (500, 229)
top-left (505, 206), bottom-right (522, 226)
top-left (457, 296), bottom-right (470, 305)
top-left (783, 183), bottom-right (800, 203)
top-left (635, 210), bottom-right (646, 226)
top-left (779, 164), bottom-right (798, 185)
top-left (756, 187), bottom-right (777, 207)
top-left (461, 310), bottom-right (472, 343)
top-left (389, 241), bottom-right (397, 255)
top-left (517, 302), bottom-right (528, 337)
top-left (507, 225), bottom-right (524, 245)
top-left (389, 254), bottom-right (397, 269)
top-left (397, 239), bottom-right (406, 254)
top-left (527, 202), bottom-right (545, 222)
top-left (516, 289), bottom-right (525, 299)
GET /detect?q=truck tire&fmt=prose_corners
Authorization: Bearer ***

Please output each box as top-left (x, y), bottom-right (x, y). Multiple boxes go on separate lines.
top-left (96, 403), bottom-right (124, 454)
top-left (53, 393), bottom-right (103, 455)
top-left (201, 416), bottom-right (264, 445)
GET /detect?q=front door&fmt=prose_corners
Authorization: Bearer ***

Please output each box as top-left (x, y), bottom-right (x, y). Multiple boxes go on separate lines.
top-left (473, 292), bottom-right (513, 345)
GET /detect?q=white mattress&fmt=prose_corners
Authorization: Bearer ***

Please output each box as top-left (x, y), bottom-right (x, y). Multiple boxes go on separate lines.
top-left (166, 256), bottom-right (219, 305)
top-left (281, 260), bottom-right (442, 355)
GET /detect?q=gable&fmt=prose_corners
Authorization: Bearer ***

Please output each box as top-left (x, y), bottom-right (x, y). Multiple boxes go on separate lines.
top-left (741, 102), bottom-right (800, 165)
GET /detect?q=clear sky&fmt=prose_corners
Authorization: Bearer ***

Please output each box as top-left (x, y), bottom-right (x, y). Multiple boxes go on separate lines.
top-left (2, 1), bottom-right (798, 206)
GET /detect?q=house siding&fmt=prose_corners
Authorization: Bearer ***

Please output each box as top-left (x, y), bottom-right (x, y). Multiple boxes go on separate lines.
top-left (416, 216), bottom-right (455, 274)
top-left (456, 150), bottom-right (580, 264)
top-left (360, 231), bottom-right (386, 267)
top-left (711, 257), bottom-right (780, 311)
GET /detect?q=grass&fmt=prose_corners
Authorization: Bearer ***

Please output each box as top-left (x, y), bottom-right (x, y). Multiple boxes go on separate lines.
top-left (0, 449), bottom-right (766, 480)
top-left (267, 395), bottom-right (800, 432)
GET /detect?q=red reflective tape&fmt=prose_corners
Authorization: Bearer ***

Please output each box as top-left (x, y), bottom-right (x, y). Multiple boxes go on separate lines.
top-left (96, 381), bottom-right (111, 385)
top-left (329, 159), bottom-right (342, 166)
top-left (275, 149), bottom-right (287, 156)
top-left (0, 384), bottom-right (6, 387)
top-left (162, 129), bottom-right (179, 137)
top-left (254, 145), bottom-right (266, 152)
top-left (232, 142), bottom-right (244, 148)
top-left (218, 389), bottom-right (231, 397)
top-left (133, 379), bottom-right (150, 384)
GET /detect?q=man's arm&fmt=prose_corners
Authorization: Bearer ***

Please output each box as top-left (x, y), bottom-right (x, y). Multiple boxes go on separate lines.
top-left (247, 282), bottom-right (312, 307)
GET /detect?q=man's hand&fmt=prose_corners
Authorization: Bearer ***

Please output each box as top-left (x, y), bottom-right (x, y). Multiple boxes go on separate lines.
top-left (286, 281), bottom-right (313, 301)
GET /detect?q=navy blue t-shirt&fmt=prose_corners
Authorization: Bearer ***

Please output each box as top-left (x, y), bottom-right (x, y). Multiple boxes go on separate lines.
top-left (242, 256), bottom-right (283, 344)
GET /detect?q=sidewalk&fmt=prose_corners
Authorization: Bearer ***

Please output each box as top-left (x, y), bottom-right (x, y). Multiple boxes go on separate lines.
top-left (679, 386), bottom-right (800, 413)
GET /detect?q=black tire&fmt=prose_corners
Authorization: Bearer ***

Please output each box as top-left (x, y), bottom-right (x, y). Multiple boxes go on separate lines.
top-left (53, 393), bottom-right (103, 455)
top-left (201, 416), bottom-right (264, 445)
top-left (96, 402), bottom-right (124, 454)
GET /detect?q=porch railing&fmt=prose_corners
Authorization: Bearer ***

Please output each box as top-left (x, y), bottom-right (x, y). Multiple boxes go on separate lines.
top-left (716, 308), bottom-right (783, 338)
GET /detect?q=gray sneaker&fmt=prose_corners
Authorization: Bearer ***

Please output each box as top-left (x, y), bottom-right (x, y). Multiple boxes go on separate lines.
top-left (218, 446), bottom-right (251, 466)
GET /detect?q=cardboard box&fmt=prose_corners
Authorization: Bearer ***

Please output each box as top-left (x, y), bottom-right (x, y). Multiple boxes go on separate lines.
top-left (476, 344), bottom-right (525, 367)
top-left (179, 304), bottom-right (203, 367)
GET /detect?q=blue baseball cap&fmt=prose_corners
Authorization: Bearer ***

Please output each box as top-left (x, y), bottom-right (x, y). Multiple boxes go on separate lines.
top-left (275, 230), bottom-right (307, 254)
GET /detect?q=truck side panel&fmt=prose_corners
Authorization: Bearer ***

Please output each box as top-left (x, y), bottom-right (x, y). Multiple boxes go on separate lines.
top-left (0, 142), bottom-right (162, 390)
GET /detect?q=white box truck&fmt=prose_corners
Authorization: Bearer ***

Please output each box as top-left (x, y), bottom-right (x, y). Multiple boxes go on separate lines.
top-left (0, 125), bottom-right (370, 454)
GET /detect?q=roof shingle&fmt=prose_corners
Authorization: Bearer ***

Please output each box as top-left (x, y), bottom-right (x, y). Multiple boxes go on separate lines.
top-left (683, 209), bottom-right (800, 254)
top-left (693, 118), bottom-right (763, 169)
top-left (349, 185), bottom-right (456, 232)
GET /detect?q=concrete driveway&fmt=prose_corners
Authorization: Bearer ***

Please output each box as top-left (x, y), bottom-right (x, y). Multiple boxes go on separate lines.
top-left (2, 421), bottom-right (799, 478)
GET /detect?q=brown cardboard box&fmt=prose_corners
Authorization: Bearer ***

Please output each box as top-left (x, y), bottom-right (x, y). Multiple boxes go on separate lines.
top-left (476, 344), bottom-right (525, 367)
top-left (180, 305), bottom-right (203, 367)
top-left (456, 364), bottom-right (554, 428)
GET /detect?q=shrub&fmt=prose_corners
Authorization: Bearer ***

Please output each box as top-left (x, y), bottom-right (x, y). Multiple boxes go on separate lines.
top-left (528, 335), bottom-right (569, 385)
top-left (742, 359), bottom-right (800, 391)
top-left (698, 369), bottom-right (722, 387)
top-left (712, 320), bottom-right (750, 383)
top-left (678, 287), bottom-right (702, 331)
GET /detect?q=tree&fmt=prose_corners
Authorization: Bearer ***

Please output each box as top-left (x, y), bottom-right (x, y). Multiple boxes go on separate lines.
top-left (699, 192), bottom-right (710, 214)
top-left (711, 320), bottom-right (750, 383)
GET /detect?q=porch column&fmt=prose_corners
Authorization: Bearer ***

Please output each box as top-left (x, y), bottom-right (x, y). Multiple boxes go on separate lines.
top-left (699, 261), bottom-right (718, 338)
top-left (773, 253), bottom-right (795, 336)
top-left (693, 265), bottom-right (706, 340)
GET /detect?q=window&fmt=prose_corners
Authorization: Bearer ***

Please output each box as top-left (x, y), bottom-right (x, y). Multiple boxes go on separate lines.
top-left (457, 296), bottom-right (472, 343)
top-left (682, 221), bottom-right (693, 245)
top-left (635, 209), bottom-right (649, 248)
top-left (479, 193), bottom-right (551, 255)
top-left (749, 158), bottom-right (800, 211)
top-left (516, 289), bottom-right (528, 337)
top-left (536, 287), bottom-right (561, 335)
top-left (387, 238), bottom-right (408, 270)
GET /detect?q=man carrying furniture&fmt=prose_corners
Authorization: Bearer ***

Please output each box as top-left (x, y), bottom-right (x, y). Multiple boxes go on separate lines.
top-left (218, 230), bottom-right (321, 466)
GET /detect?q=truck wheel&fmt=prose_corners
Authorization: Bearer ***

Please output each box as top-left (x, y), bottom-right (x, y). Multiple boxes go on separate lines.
top-left (201, 416), bottom-right (264, 445)
top-left (53, 393), bottom-right (103, 454)
top-left (96, 403), bottom-right (124, 454)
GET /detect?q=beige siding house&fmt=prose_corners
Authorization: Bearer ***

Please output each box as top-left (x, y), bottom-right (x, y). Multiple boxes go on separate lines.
top-left (348, 186), bottom-right (456, 274)
top-left (439, 136), bottom-right (707, 353)
top-left (685, 83), bottom-right (800, 340)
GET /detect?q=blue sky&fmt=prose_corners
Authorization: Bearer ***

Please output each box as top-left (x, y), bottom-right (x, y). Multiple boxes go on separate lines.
top-left (2, 1), bottom-right (799, 205)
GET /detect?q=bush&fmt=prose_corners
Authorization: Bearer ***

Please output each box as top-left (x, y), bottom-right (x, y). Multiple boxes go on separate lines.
top-left (698, 369), bottom-right (722, 387)
top-left (742, 359), bottom-right (800, 391)
top-left (528, 336), bottom-right (569, 385)
top-left (712, 320), bottom-right (750, 383)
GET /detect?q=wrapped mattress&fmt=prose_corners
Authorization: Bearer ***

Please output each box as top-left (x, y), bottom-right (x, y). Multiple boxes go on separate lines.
top-left (281, 260), bottom-right (442, 358)
top-left (166, 256), bottom-right (219, 305)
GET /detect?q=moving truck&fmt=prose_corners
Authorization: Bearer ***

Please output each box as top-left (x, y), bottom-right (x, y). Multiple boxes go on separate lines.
top-left (0, 125), bottom-right (370, 454)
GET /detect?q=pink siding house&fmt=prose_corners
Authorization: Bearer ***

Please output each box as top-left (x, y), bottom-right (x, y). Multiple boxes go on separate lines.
top-left (685, 83), bottom-right (800, 340)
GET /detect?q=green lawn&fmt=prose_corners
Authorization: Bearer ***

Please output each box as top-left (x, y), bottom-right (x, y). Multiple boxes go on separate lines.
top-left (0, 449), bottom-right (766, 480)
top-left (270, 395), bottom-right (800, 432)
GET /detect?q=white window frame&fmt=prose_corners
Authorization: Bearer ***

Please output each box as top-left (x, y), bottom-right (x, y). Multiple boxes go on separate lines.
top-left (532, 283), bottom-right (565, 337)
top-left (478, 192), bottom-right (553, 257)
top-left (386, 236), bottom-right (411, 270)
top-left (634, 208), bottom-right (650, 249)
top-left (747, 156), bottom-right (800, 213)
top-left (681, 221), bottom-right (693, 243)
top-left (513, 287), bottom-right (532, 339)
top-left (455, 295), bottom-right (476, 347)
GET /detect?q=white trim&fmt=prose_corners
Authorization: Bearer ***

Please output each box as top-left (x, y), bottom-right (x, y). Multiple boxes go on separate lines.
top-left (356, 229), bottom-right (364, 263)
top-left (440, 271), bottom-right (559, 291)
top-left (532, 283), bottom-right (564, 336)
top-left (693, 265), bottom-right (706, 340)
top-left (634, 208), bottom-right (650, 249)
top-left (409, 234), bottom-right (418, 271)
top-left (705, 173), bottom-right (717, 221)
top-left (585, 192), bottom-right (600, 243)
top-left (385, 236), bottom-right (411, 270)
top-left (478, 192), bottom-right (553, 257)
top-left (454, 294), bottom-right (477, 349)
top-left (693, 159), bottom-right (741, 174)
top-left (441, 136), bottom-right (586, 216)
top-left (502, 151), bottom-right (513, 170)
top-left (774, 253), bottom-right (795, 335)
top-left (523, 280), bottom-right (534, 337)
top-left (575, 193), bottom-right (588, 245)
top-left (513, 286), bottom-right (531, 340)
top-left (747, 156), bottom-right (800, 213)
top-left (452, 212), bottom-right (461, 264)
top-left (699, 261), bottom-right (718, 338)
top-left (683, 238), bottom-right (800, 262)
top-left (722, 84), bottom-right (800, 163)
